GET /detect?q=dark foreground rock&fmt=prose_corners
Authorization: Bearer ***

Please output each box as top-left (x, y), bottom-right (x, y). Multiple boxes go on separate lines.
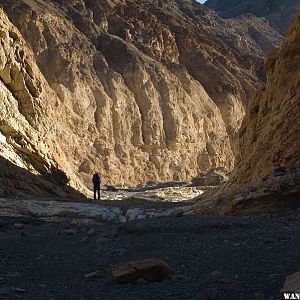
top-left (0, 214), bottom-right (300, 299)
top-left (112, 259), bottom-right (170, 283)
top-left (281, 271), bottom-right (300, 293)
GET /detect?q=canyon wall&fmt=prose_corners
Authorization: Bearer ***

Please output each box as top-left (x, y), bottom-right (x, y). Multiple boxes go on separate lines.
top-left (226, 2), bottom-right (300, 188)
top-left (195, 2), bottom-right (300, 215)
top-left (0, 0), bottom-right (289, 195)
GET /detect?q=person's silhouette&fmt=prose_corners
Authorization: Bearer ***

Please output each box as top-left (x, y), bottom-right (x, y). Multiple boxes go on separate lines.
top-left (92, 173), bottom-right (101, 200)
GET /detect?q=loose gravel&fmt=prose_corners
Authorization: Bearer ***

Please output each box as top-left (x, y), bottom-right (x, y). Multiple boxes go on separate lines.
top-left (0, 213), bottom-right (299, 299)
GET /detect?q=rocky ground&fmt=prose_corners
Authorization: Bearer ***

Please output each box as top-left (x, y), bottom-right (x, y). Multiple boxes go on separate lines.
top-left (0, 212), bottom-right (300, 299)
top-left (0, 184), bottom-right (203, 224)
top-left (0, 184), bottom-right (299, 299)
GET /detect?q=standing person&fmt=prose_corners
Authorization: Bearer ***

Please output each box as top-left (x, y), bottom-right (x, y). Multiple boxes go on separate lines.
top-left (92, 172), bottom-right (101, 200)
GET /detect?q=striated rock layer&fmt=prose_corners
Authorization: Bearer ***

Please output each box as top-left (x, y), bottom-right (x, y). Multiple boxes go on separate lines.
top-left (0, 0), bottom-right (287, 195)
top-left (195, 3), bottom-right (300, 216)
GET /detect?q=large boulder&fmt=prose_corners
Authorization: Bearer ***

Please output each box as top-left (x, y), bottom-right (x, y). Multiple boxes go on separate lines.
top-left (192, 168), bottom-right (229, 187)
top-left (191, 176), bottom-right (206, 187)
top-left (112, 259), bottom-right (170, 283)
top-left (204, 169), bottom-right (229, 186)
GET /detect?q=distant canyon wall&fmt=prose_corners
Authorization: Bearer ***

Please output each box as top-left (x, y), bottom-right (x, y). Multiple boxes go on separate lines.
top-left (205, 0), bottom-right (297, 35)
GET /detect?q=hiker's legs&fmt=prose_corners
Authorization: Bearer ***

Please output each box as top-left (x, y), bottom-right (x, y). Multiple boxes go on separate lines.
top-left (94, 186), bottom-right (97, 200)
top-left (97, 187), bottom-right (100, 200)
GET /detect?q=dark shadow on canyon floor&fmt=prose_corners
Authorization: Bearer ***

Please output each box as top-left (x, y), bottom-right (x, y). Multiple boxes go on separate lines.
top-left (0, 156), bottom-right (85, 199)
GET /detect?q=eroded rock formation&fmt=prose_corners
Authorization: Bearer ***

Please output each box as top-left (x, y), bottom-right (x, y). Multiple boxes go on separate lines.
top-left (0, 11), bottom-right (85, 197)
top-left (0, 0), bottom-right (290, 195)
top-left (195, 3), bottom-right (300, 215)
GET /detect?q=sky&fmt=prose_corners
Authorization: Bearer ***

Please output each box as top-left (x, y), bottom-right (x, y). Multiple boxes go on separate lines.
top-left (197, 0), bottom-right (207, 3)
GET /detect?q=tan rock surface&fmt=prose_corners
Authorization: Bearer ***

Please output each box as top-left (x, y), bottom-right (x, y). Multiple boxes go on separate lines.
top-left (0, 10), bottom-right (86, 197)
top-left (0, 0), bottom-right (287, 195)
top-left (195, 3), bottom-right (300, 216)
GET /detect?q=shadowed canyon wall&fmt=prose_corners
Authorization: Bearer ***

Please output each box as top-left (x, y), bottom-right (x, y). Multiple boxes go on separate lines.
top-left (195, 2), bottom-right (300, 215)
top-left (226, 2), bottom-right (300, 188)
top-left (205, 0), bottom-right (297, 35)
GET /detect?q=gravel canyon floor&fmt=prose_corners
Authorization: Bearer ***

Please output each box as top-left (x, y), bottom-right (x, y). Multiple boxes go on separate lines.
top-left (0, 1), bottom-right (299, 299)
top-left (0, 189), bottom-right (299, 300)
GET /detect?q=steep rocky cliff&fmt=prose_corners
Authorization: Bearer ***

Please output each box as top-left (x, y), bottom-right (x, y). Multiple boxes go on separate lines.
top-left (0, 10), bottom-right (87, 197)
top-left (195, 3), bottom-right (300, 215)
top-left (226, 4), bottom-right (300, 189)
top-left (205, 0), bottom-right (297, 35)
top-left (0, 0), bottom-right (286, 195)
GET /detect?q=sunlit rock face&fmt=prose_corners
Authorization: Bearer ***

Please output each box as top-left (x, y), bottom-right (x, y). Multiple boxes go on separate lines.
top-left (0, 0), bottom-right (288, 194)
top-left (205, 0), bottom-right (297, 35)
